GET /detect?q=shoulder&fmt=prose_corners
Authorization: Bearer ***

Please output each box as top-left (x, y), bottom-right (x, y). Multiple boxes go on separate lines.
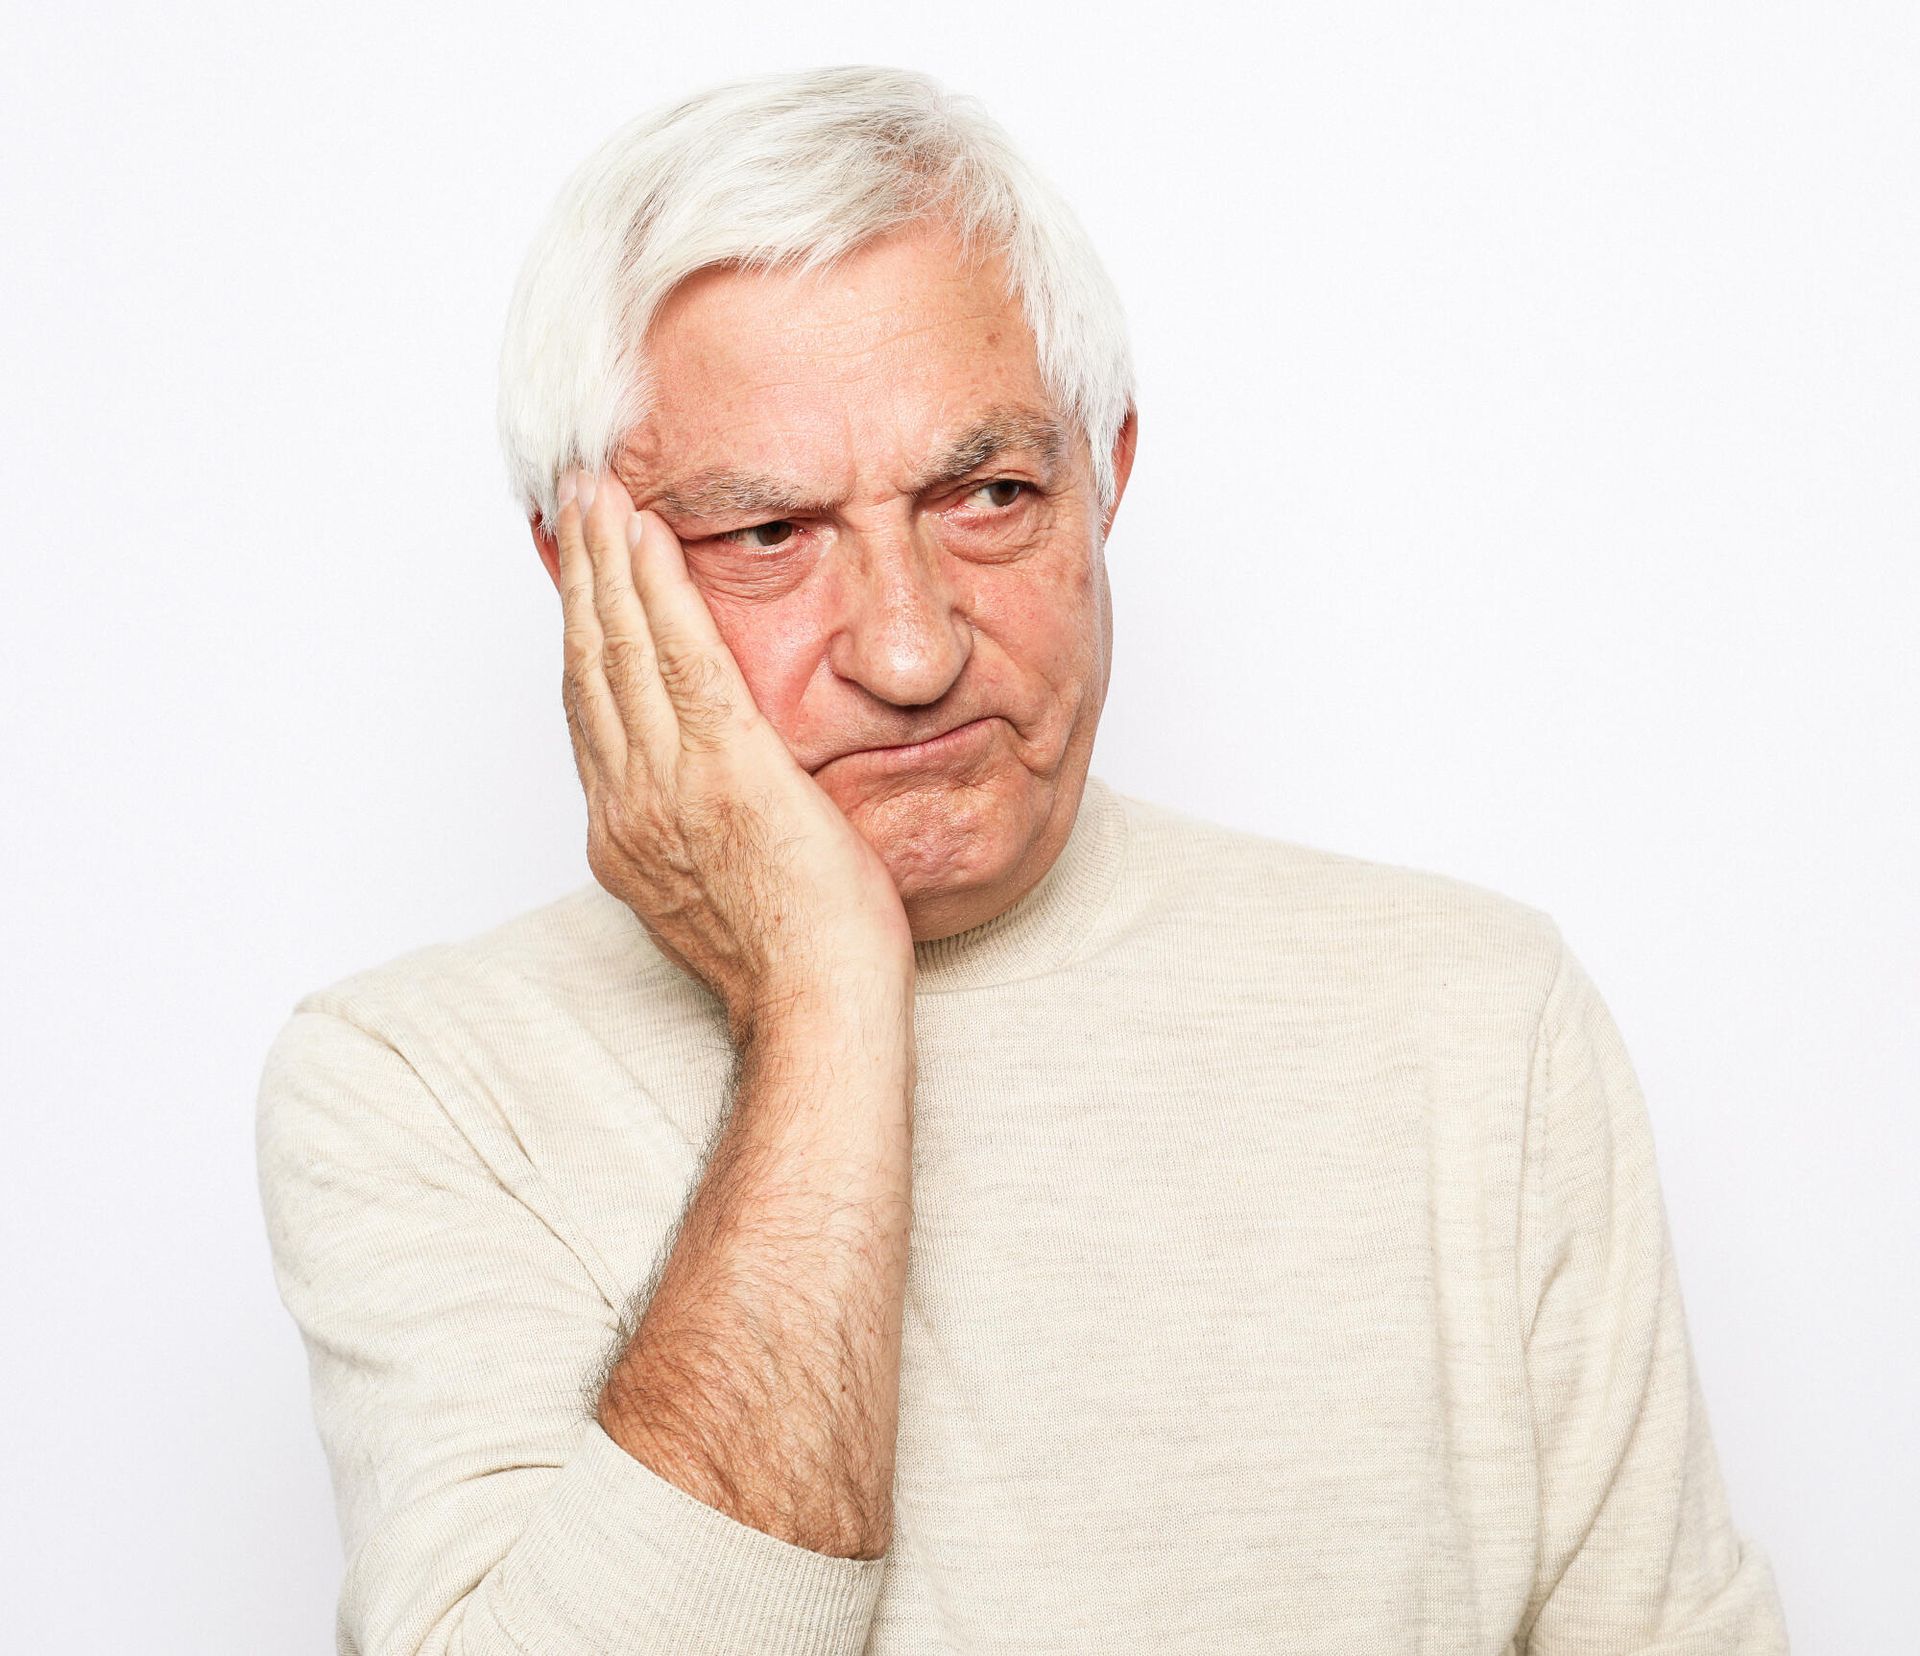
top-left (257, 883), bottom-right (703, 1154)
top-left (280, 879), bottom-right (671, 1035)
top-left (256, 880), bottom-right (686, 1167)
top-left (1107, 783), bottom-right (1568, 1012)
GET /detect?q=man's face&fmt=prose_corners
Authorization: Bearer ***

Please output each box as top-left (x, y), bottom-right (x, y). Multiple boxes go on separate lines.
top-left (540, 220), bottom-right (1135, 940)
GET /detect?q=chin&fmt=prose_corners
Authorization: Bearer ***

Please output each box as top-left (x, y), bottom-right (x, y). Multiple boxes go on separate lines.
top-left (829, 759), bottom-right (1039, 903)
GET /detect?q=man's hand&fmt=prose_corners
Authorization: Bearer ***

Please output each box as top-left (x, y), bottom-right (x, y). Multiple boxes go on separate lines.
top-left (554, 466), bottom-right (915, 1036)
top-left (552, 467), bottom-right (918, 1562)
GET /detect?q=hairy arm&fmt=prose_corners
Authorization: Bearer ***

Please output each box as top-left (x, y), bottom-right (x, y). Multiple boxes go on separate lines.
top-left (595, 987), bottom-right (916, 1561)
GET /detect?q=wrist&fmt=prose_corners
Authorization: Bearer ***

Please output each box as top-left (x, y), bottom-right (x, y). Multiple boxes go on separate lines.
top-left (731, 969), bottom-right (915, 1056)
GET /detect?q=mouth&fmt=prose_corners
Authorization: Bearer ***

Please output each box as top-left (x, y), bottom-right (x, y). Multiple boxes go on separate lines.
top-left (825, 716), bottom-right (1000, 772)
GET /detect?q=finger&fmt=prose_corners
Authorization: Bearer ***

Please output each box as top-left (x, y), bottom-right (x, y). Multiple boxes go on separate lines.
top-left (552, 467), bottom-right (629, 779)
top-left (626, 508), bottom-right (760, 750)
top-left (560, 669), bottom-right (605, 807)
top-left (575, 467), bottom-right (675, 756)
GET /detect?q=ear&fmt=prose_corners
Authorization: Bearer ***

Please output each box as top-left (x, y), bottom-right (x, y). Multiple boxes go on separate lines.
top-left (531, 518), bottom-right (561, 591)
top-left (1102, 405), bottom-right (1139, 536)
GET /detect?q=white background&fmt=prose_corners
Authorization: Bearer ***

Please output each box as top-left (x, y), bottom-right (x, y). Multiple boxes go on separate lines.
top-left (2, 3), bottom-right (1912, 1650)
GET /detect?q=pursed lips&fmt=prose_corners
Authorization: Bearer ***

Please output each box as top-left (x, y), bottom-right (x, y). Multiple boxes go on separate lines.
top-left (813, 715), bottom-right (999, 771)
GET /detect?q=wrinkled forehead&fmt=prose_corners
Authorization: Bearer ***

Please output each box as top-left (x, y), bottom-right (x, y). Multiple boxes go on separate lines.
top-left (615, 223), bottom-right (1078, 505)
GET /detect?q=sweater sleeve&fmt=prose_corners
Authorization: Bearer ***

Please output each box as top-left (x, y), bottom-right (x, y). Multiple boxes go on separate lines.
top-left (1514, 937), bottom-right (1790, 1654)
top-left (255, 1004), bottom-right (887, 1656)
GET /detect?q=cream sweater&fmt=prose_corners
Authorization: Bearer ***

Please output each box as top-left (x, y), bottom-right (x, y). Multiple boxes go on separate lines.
top-left (256, 775), bottom-right (1790, 1654)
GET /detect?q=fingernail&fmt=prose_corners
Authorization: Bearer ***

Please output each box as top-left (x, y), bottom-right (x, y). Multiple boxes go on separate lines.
top-left (577, 468), bottom-right (599, 514)
top-left (555, 469), bottom-right (577, 510)
top-left (626, 511), bottom-right (646, 551)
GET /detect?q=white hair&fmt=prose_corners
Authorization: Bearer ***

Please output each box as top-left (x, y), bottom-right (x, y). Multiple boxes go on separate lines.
top-left (496, 65), bottom-right (1136, 534)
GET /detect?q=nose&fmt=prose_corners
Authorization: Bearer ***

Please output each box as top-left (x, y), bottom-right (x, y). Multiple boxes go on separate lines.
top-left (826, 522), bottom-right (974, 708)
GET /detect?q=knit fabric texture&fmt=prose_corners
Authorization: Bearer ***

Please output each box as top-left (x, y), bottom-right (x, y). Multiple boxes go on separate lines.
top-left (256, 774), bottom-right (1791, 1653)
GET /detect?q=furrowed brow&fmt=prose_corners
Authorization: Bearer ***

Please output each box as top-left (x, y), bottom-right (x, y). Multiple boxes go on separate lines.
top-left (911, 408), bottom-right (1069, 491)
top-left (651, 470), bottom-right (831, 521)
top-left (648, 407), bottom-right (1070, 523)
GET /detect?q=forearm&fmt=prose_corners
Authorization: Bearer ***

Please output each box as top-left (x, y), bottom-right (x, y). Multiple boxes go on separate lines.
top-left (596, 983), bottom-right (916, 1561)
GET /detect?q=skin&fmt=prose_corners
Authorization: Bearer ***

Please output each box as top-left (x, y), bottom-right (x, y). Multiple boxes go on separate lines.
top-left (532, 218), bottom-right (1137, 944)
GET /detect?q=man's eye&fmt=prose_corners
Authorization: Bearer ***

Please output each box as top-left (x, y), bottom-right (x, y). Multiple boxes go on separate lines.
top-left (968, 479), bottom-right (1028, 510)
top-left (720, 520), bottom-right (797, 549)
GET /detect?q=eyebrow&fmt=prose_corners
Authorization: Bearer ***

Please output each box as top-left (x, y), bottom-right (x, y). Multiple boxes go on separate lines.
top-left (650, 406), bottom-right (1070, 522)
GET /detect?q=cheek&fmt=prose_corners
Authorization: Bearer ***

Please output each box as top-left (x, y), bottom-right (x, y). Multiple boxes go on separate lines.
top-left (702, 590), bottom-right (840, 733)
top-left (977, 551), bottom-right (1100, 685)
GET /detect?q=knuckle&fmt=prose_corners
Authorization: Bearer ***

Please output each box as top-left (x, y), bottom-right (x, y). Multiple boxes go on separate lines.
top-left (585, 806), bottom-right (633, 876)
top-left (584, 825), bottom-right (620, 890)
top-left (598, 777), bottom-right (668, 856)
top-left (601, 628), bottom-right (653, 678)
top-left (596, 789), bottom-right (640, 847)
top-left (657, 648), bottom-right (726, 707)
top-left (561, 621), bottom-right (600, 666)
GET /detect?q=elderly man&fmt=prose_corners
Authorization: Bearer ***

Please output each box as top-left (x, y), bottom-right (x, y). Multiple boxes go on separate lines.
top-left (257, 65), bottom-right (1789, 1655)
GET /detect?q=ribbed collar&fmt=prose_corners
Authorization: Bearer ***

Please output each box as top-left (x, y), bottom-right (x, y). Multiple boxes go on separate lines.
top-left (911, 773), bottom-right (1128, 996)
